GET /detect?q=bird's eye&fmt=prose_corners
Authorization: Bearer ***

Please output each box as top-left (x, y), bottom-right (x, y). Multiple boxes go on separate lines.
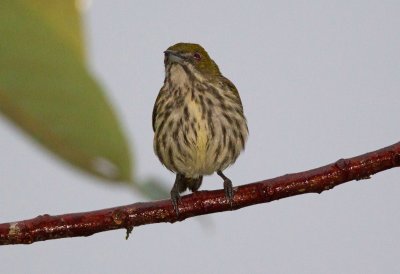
top-left (193, 52), bottom-right (201, 61)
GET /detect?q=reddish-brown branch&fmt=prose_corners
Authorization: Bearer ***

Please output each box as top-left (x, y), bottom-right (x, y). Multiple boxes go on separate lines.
top-left (1, 142), bottom-right (399, 245)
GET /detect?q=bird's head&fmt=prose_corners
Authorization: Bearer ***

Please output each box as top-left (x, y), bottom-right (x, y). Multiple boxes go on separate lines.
top-left (164, 43), bottom-right (221, 77)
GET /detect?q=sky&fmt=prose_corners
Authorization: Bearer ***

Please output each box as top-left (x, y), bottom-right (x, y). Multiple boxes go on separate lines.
top-left (1, 1), bottom-right (400, 273)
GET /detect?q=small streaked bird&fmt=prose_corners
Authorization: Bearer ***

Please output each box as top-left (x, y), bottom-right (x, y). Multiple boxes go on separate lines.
top-left (152, 43), bottom-right (248, 214)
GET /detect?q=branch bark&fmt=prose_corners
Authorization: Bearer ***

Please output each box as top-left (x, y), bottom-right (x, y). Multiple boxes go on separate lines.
top-left (1, 142), bottom-right (399, 245)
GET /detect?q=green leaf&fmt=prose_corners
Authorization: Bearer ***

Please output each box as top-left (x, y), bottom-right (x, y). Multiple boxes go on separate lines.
top-left (0, 1), bottom-right (132, 182)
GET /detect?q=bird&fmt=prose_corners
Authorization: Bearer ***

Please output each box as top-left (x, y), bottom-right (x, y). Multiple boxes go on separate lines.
top-left (152, 43), bottom-right (248, 214)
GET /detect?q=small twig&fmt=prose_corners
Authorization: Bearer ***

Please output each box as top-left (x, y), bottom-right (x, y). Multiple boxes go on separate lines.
top-left (1, 142), bottom-right (399, 245)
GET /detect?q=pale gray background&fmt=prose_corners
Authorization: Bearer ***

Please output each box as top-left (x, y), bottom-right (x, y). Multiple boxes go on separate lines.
top-left (1, 1), bottom-right (400, 273)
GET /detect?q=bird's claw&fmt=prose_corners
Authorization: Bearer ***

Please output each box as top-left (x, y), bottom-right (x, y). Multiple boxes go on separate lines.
top-left (171, 189), bottom-right (181, 216)
top-left (217, 171), bottom-right (234, 207)
top-left (223, 178), bottom-right (234, 207)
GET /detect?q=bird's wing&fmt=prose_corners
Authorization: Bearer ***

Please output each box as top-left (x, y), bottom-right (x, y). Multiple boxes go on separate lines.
top-left (152, 89), bottom-right (163, 132)
top-left (221, 76), bottom-right (243, 106)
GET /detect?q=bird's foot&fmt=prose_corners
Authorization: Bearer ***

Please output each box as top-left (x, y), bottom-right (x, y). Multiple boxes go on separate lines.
top-left (171, 174), bottom-right (183, 216)
top-left (217, 171), bottom-right (234, 207)
top-left (170, 189), bottom-right (181, 216)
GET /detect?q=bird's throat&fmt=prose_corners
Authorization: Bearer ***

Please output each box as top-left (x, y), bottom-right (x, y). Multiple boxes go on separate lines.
top-left (167, 64), bottom-right (191, 86)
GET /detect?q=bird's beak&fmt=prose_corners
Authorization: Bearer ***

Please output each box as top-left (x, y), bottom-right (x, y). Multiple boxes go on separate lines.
top-left (164, 50), bottom-right (186, 64)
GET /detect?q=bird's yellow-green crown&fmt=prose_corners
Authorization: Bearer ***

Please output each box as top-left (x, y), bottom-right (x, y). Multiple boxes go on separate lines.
top-left (167, 43), bottom-right (221, 76)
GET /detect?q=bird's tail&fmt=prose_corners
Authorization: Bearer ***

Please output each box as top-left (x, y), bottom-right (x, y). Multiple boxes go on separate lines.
top-left (178, 175), bottom-right (203, 193)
